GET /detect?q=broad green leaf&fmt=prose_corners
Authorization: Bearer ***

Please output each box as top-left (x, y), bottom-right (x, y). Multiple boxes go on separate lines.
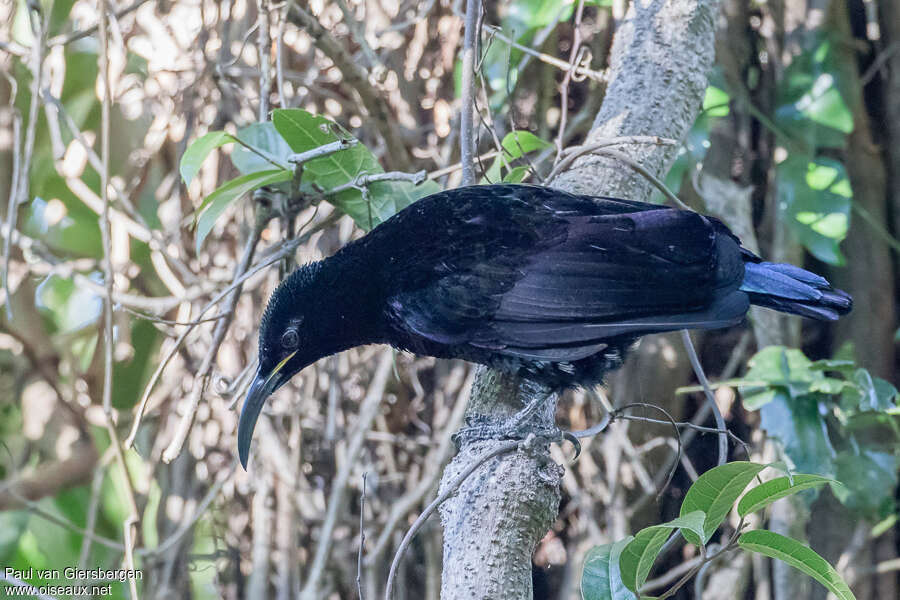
top-left (808, 359), bottom-right (856, 375)
top-left (620, 511), bottom-right (706, 594)
top-left (503, 165), bottom-right (531, 183)
top-left (355, 179), bottom-right (442, 230)
top-left (775, 154), bottom-right (851, 266)
top-left (738, 530), bottom-right (855, 600)
top-left (35, 273), bottom-right (102, 334)
top-left (272, 108), bottom-right (370, 190)
top-left (273, 108), bottom-right (426, 229)
top-left (0, 512), bottom-right (29, 563)
top-left (581, 538), bottom-right (637, 600)
top-left (180, 131), bottom-right (236, 185)
top-left (740, 346), bottom-right (820, 409)
top-left (759, 393), bottom-right (835, 477)
top-left (506, 0), bottom-right (575, 31)
top-left (194, 169), bottom-right (291, 252)
top-left (679, 462), bottom-right (767, 545)
top-left (849, 370), bottom-right (898, 412)
top-left (703, 85), bottom-right (730, 117)
top-left (833, 449), bottom-right (898, 517)
top-left (737, 475), bottom-right (832, 517)
top-left (23, 193), bottom-right (103, 258)
top-left (231, 122), bottom-right (292, 174)
top-left (774, 35), bottom-right (855, 151)
top-left (501, 130), bottom-right (551, 158)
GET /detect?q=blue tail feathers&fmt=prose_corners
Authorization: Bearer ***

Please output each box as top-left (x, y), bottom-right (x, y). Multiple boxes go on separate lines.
top-left (740, 261), bottom-right (852, 321)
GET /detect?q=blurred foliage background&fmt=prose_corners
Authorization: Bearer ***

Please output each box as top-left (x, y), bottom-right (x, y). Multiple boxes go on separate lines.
top-left (0, 0), bottom-right (898, 598)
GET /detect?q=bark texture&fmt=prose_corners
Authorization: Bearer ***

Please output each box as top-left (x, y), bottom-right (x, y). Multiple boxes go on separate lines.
top-left (438, 0), bottom-right (720, 596)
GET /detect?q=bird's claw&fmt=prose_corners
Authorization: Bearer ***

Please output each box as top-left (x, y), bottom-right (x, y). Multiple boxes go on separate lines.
top-left (562, 431), bottom-right (582, 461)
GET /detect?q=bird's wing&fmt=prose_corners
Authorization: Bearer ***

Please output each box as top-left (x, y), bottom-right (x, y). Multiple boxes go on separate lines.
top-left (387, 207), bottom-right (748, 361)
top-left (355, 184), bottom-right (663, 292)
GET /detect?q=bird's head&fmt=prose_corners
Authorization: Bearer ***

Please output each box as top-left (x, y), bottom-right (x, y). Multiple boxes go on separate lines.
top-left (238, 264), bottom-right (323, 469)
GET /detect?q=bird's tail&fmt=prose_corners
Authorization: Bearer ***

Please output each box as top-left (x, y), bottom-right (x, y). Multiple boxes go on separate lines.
top-left (740, 261), bottom-right (852, 321)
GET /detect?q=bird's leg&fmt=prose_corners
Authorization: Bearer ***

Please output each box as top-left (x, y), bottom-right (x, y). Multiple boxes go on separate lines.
top-left (453, 378), bottom-right (563, 447)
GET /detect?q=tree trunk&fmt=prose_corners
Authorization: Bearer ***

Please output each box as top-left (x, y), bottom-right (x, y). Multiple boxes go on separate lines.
top-left (438, 0), bottom-right (720, 596)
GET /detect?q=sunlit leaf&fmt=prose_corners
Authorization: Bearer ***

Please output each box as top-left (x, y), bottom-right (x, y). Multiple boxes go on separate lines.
top-left (273, 108), bottom-right (434, 229)
top-left (501, 130), bottom-right (552, 158)
top-left (737, 475), bottom-right (832, 517)
top-left (194, 169), bottom-right (291, 252)
top-left (776, 155), bottom-right (851, 265)
top-left (180, 131), bottom-right (236, 185)
top-left (738, 531), bottom-right (855, 600)
top-left (679, 462), bottom-right (767, 544)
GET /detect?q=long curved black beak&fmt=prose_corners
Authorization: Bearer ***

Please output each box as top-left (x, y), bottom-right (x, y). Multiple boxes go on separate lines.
top-left (238, 350), bottom-right (296, 469)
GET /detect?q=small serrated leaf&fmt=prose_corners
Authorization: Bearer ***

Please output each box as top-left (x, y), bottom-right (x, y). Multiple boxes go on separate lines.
top-left (180, 131), bottom-right (235, 185)
top-left (680, 462), bottom-right (767, 545)
top-left (737, 475), bottom-right (832, 517)
top-left (738, 530), bottom-right (855, 600)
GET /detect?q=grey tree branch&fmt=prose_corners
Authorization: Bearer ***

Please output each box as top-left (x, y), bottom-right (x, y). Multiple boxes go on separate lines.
top-left (439, 0), bottom-right (721, 596)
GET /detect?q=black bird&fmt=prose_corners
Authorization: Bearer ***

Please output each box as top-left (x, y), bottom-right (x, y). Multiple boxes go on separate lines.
top-left (238, 184), bottom-right (851, 467)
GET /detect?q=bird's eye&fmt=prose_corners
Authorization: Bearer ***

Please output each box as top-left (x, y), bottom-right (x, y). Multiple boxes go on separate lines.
top-left (281, 329), bottom-right (299, 349)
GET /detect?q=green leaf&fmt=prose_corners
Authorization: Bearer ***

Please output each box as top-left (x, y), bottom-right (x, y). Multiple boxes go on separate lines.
top-left (273, 108), bottom-right (426, 229)
top-left (581, 539), bottom-right (637, 600)
top-left (501, 130), bottom-right (551, 158)
top-left (775, 154), bottom-right (851, 265)
top-left (737, 475), bottom-right (832, 517)
top-left (0, 512), bottom-right (29, 563)
top-left (738, 531), bottom-right (855, 600)
top-left (231, 122), bottom-right (292, 174)
top-left (180, 131), bottom-right (236, 185)
top-left (194, 169), bottom-right (291, 252)
top-left (506, 0), bottom-right (575, 32)
top-left (703, 85), bottom-right (730, 117)
top-left (759, 393), bottom-right (835, 477)
top-left (679, 462), bottom-right (767, 544)
top-left (849, 369), bottom-right (898, 412)
top-left (740, 346), bottom-right (820, 409)
top-left (272, 108), bottom-right (368, 190)
top-left (832, 449), bottom-right (898, 518)
top-left (620, 511), bottom-right (706, 594)
top-left (774, 34), bottom-right (855, 151)
top-left (503, 165), bottom-right (531, 183)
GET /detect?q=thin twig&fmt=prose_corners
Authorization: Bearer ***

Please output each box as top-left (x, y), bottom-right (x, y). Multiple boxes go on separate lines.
top-left (161, 225), bottom-right (264, 463)
top-left (681, 330), bottom-right (727, 466)
top-left (97, 6), bottom-right (141, 596)
top-left (49, 0), bottom-right (150, 46)
top-left (554, 0), bottom-right (587, 163)
top-left (2, 76), bottom-right (21, 320)
top-left (326, 170), bottom-right (427, 196)
top-left (257, 0), bottom-right (272, 120)
top-left (300, 351), bottom-right (393, 599)
top-left (482, 24), bottom-right (607, 82)
top-left (614, 403), bottom-right (682, 495)
top-left (357, 472), bottom-right (368, 600)
top-left (287, 138), bottom-right (358, 164)
top-left (459, 0), bottom-right (479, 187)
